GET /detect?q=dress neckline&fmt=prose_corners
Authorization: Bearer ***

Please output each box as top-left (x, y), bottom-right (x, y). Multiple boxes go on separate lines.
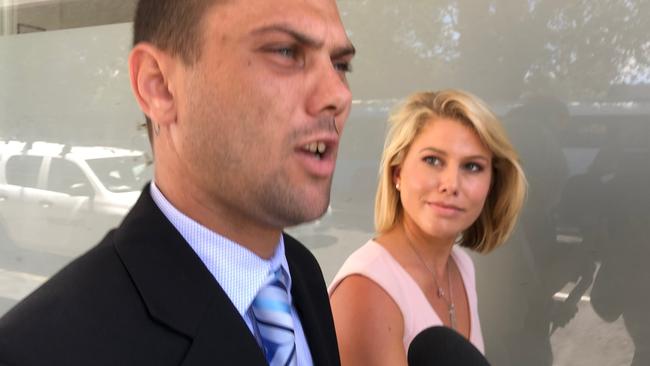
top-left (367, 239), bottom-right (474, 339)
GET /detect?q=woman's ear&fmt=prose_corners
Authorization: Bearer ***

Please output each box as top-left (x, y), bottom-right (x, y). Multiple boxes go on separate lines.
top-left (393, 166), bottom-right (401, 190)
top-left (128, 43), bottom-right (178, 129)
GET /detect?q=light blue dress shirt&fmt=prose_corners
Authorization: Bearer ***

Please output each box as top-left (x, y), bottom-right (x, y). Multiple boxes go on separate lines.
top-left (150, 183), bottom-right (313, 366)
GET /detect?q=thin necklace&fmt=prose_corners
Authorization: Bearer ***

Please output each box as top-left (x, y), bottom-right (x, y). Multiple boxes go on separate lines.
top-left (404, 234), bottom-right (457, 330)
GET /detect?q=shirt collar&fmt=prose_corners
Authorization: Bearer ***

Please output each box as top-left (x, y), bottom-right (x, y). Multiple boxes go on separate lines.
top-left (149, 182), bottom-right (292, 316)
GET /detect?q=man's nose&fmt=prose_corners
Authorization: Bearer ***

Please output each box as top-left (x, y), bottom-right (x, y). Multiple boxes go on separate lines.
top-left (305, 57), bottom-right (352, 127)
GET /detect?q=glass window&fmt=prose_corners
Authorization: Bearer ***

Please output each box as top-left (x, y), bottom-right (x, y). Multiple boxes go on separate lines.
top-left (5, 155), bottom-right (43, 188)
top-left (1, 1), bottom-right (649, 365)
top-left (1, 0), bottom-right (135, 35)
top-left (86, 155), bottom-right (148, 193)
top-left (46, 157), bottom-right (89, 195)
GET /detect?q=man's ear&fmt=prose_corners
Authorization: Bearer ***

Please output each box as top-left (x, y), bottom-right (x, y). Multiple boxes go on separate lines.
top-left (128, 43), bottom-right (178, 129)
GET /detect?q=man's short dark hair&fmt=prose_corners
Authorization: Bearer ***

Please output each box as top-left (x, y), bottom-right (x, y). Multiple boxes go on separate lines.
top-left (133, 0), bottom-right (220, 143)
top-left (133, 0), bottom-right (219, 64)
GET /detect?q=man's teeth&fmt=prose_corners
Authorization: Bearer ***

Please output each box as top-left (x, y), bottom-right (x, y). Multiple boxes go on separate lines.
top-left (304, 142), bottom-right (327, 154)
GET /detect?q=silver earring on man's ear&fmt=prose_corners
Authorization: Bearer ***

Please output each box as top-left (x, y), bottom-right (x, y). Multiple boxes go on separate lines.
top-left (153, 123), bottom-right (161, 137)
top-left (333, 117), bottom-right (340, 136)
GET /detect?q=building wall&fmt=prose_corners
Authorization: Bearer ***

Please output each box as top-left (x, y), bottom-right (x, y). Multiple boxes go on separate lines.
top-left (1, 1), bottom-right (648, 365)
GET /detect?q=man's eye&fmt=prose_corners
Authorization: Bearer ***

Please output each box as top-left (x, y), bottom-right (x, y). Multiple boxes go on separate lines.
top-left (274, 47), bottom-right (295, 58)
top-left (334, 61), bottom-right (352, 73)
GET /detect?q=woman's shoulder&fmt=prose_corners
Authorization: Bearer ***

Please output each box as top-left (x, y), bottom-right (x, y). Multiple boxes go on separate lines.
top-left (329, 257), bottom-right (408, 366)
top-left (329, 239), bottom-right (405, 309)
top-left (341, 239), bottom-right (392, 267)
top-left (329, 239), bottom-right (403, 288)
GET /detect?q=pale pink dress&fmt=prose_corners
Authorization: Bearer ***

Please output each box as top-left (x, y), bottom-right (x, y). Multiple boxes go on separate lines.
top-left (328, 239), bottom-right (485, 353)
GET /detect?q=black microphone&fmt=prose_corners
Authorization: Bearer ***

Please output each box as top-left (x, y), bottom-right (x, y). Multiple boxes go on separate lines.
top-left (407, 326), bottom-right (491, 366)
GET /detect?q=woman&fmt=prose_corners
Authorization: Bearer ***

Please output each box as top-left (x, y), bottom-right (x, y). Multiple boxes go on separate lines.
top-left (329, 90), bottom-right (526, 365)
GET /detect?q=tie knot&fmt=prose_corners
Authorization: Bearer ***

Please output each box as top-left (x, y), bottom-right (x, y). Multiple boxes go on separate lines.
top-left (269, 268), bottom-right (289, 292)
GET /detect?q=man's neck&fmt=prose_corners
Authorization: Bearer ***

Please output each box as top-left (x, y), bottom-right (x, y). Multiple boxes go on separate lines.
top-left (153, 177), bottom-right (282, 260)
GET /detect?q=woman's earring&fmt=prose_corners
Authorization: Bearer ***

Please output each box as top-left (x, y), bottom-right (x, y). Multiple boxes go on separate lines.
top-left (396, 182), bottom-right (400, 191)
top-left (153, 123), bottom-right (161, 136)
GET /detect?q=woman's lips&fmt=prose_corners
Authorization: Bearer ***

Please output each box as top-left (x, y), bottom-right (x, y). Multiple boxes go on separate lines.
top-left (428, 201), bottom-right (465, 216)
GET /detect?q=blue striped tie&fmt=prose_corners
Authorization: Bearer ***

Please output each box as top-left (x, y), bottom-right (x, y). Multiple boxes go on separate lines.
top-left (252, 268), bottom-right (297, 366)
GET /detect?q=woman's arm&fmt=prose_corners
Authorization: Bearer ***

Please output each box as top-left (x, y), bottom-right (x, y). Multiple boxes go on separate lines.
top-left (330, 274), bottom-right (407, 366)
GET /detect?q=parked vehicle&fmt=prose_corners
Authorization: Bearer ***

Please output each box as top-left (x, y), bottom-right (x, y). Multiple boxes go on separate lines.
top-left (0, 140), bottom-right (151, 257)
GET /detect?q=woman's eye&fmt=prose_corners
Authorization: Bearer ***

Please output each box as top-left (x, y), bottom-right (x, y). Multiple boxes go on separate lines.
top-left (423, 156), bottom-right (441, 166)
top-left (464, 162), bottom-right (484, 172)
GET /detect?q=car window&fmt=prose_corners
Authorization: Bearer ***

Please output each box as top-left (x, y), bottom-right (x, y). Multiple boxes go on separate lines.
top-left (85, 156), bottom-right (148, 193)
top-left (5, 155), bottom-right (44, 188)
top-left (47, 157), bottom-right (91, 195)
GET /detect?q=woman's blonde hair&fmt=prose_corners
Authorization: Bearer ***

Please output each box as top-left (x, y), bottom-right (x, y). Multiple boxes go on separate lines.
top-left (374, 90), bottom-right (527, 253)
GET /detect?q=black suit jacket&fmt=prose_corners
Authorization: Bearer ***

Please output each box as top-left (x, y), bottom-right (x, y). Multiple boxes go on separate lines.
top-left (0, 185), bottom-right (340, 366)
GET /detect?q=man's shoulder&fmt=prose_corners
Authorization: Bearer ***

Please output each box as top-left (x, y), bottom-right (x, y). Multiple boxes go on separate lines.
top-left (0, 229), bottom-right (189, 365)
top-left (0, 232), bottom-right (121, 361)
top-left (0, 232), bottom-right (129, 336)
top-left (1, 230), bottom-right (125, 321)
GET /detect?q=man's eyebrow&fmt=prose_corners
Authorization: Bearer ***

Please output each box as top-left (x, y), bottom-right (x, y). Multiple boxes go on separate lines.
top-left (251, 23), bottom-right (356, 58)
top-left (252, 24), bottom-right (325, 48)
top-left (332, 44), bottom-right (356, 59)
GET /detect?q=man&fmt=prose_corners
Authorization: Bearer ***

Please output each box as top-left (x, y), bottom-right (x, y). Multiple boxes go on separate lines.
top-left (0, 0), bottom-right (354, 365)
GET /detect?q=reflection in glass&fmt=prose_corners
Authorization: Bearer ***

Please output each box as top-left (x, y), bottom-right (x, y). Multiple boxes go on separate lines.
top-left (0, 140), bottom-right (151, 315)
top-left (0, 0), bottom-right (135, 36)
top-left (84, 155), bottom-right (148, 193)
top-left (0, 1), bottom-right (649, 365)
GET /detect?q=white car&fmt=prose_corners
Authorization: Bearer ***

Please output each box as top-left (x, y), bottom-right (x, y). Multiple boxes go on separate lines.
top-left (0, 140), bottom-right (151, 257)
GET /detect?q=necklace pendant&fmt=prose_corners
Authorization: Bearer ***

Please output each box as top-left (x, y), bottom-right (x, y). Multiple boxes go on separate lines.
top-left (449, 303), bottom-right (457, 330)
top-left (437, 287), bottom-right (445, 298)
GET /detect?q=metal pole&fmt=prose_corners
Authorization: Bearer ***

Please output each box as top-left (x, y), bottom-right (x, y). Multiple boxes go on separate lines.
top-left (1, 0), bottom-right (16, 36)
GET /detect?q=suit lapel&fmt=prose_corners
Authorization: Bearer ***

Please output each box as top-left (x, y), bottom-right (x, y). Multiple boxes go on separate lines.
top-left (180, 291), bottom-right (267, 366)
top-left (285, 235), bottom-right (337, 366)
top-left (114, 185), bottom-right (267, 366)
